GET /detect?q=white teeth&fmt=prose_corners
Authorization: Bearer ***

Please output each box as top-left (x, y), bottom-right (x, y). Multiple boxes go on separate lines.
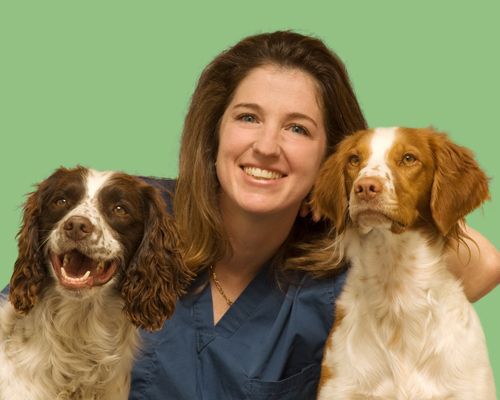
top-left (61, 267), bottom-right (91, 283)
top-left (63, 254), bottom-right (70, 267)
top-left (243, 167), bottom-right (283, 180)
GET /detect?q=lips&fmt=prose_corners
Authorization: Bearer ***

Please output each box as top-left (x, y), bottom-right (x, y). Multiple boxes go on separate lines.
top-left (50, 250), bottom-right (119, 290)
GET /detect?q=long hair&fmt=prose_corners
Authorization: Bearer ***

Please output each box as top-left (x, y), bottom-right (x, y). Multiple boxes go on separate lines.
top-left (174, 31), bottom-right (367, 275)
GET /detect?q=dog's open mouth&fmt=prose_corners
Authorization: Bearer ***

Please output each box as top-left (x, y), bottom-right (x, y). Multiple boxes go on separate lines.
top-left (50, 250), bottom-right (119, 290)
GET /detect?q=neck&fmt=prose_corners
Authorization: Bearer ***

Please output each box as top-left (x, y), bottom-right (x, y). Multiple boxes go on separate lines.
top-left (4, 285), bottom-right (138, 396)
top-left (210, 201), bottom-right (298, 324)
top-left (342, 226), bottom-right (464, 354)
top-left (345, 227), bottom-right (447, 289)
top-left (218, 201), bottom-right (298, 278)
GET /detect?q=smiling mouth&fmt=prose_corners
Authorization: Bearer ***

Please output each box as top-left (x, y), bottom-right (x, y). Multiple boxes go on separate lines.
top-left (242, 166), bottom-right (285, 180)
top-left (50, 250), bottom-right (119, 290)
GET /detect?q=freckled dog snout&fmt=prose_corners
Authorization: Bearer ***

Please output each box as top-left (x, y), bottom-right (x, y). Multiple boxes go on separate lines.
top-left (354, 177), bottom-right (383, 201)
top-left (63, 216), bottom-right (94, 241)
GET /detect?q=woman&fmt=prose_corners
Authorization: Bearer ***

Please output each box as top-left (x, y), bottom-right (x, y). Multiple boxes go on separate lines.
top-left (130, 31), bottom-right (499, 399)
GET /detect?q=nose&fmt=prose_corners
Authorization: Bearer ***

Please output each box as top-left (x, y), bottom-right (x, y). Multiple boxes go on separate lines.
top-left (354, 177), bottom-right (383, 201)
top-left (63, 216), bottom-right (94, 241)
top-left (252, 125), bottom-right (281, 157)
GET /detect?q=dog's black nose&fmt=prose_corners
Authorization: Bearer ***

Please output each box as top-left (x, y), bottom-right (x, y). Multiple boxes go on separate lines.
top-left (63, 216), bottom-right (94, 241)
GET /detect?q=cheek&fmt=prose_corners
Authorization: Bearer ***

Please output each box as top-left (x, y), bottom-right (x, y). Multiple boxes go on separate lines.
top-left (115, 223), bottom-right (144, 261)
top-left (293, 138), bottom-right (326, 174)
top-left (40, 204), bottom-right (84, 243)
top-left (217, 119), bottom-right (249, 158)
top-left (393, 167), bottom-right (433, 212)
top-left (104, 214), bottom-right (145, 261)
top-left (216, 131), bottom-right (248, 179)
top-left (344, 167), bottom-right (360, 196)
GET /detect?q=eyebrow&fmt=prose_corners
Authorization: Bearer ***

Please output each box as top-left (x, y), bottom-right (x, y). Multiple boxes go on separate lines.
top-left (232, 103), bottom-right (319, 128)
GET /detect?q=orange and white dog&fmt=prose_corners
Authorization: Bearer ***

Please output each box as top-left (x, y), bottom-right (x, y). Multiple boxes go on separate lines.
top-left (313, 127), bottom-right (495, 399)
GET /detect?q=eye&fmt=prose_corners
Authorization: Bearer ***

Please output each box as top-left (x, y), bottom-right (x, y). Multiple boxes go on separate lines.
top-left (238, 113), bottom-right (257, 123)
top-left (53, 197), bottom-right (68, 207)
top-left (401, 153), bottom-right (417, 166)
top-left (288, 124), bottom-right (309, 136)
top-left (348, 154), bottom-right (361, 167)
top-left (113, 205), bottom-right (128, 216)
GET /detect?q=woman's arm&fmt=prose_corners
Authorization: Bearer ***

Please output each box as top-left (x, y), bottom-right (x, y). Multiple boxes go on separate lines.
top-left (446, 224), bottom-right (500, 302)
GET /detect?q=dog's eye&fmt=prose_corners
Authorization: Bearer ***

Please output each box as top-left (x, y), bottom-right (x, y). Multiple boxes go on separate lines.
top-left (401, 153), bottom-right (417, 166)
top-left (348, 155), bottom-right (360, 167)
top-left (53, 197), bottom-right (67, 207)
top-left (113, 205), bottom-right (128, 216)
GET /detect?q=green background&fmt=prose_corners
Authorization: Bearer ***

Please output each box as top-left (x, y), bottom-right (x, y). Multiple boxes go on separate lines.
top-left (1, 0), bottom-right (498, 394)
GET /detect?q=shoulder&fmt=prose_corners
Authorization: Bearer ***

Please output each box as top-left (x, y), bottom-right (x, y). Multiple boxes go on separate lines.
top-left (139, 176), bottom-right (176, 192)
top-left (288, 269), bottom-right (348, 330)
top-left (138, 176), bottom-right (176, 213)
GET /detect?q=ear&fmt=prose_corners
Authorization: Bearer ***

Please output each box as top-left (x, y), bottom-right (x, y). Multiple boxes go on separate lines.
top-left (120, 185), bottom-right (193, 331)
top-left (430, 132), bottom-right (490, 236)
top-left (9, 189), bottom-right (48, 313)
top-left (311, 150), bottom-right (349, 234)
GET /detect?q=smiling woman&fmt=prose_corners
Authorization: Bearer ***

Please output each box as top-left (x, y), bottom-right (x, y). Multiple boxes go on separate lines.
top-left (128, 31), bottom-right (369, 400)
top-left (214, 65), bottom-right (328, 322)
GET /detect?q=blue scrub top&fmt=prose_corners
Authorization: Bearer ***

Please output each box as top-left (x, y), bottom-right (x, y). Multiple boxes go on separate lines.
top-left (130, 266), bottom-right (346, 400)
top-left (129, 177), bottom-right (347, 399)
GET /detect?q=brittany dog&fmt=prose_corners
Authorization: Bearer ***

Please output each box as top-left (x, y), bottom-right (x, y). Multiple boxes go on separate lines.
top-left (0, 167), bottom-right (192, 400)
top-left (312, 127), bottom-right (496, 399)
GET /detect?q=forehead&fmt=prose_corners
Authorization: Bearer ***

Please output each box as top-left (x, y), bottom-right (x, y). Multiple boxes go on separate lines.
top-left (345, 127), bottom-right (398, 156)
top-left (85, 169), bottom-right (114, 198)
top-left (44, 168), bottom-right (114, 199)
top-left (346, 127), bottom-right (435, 164)
top-left (85, 170), bottom-right (146, 202)
top-left (229, 65), bottom-right (323, 119)
top-left (370, 128), bottom-right (397, 157)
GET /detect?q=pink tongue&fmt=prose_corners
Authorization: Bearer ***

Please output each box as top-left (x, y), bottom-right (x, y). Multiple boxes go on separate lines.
top-left (65, 250), bottom-right (96, 277)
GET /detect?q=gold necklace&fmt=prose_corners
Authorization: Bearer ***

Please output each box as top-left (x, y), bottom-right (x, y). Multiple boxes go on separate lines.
top-left (210, 265), bottom-right (233, 307)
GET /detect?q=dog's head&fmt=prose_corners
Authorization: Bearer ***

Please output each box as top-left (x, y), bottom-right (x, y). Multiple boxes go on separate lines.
top-left (10, 167), bottom-right (193, 331)
top-left (312, 127), bottom-right (489, 236)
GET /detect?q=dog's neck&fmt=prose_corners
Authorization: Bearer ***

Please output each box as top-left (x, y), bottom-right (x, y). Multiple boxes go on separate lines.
top-left (340, 226), bottom-right (461, 354)
top-left (27, 285), bottom-right (136, 349)
top-left (343, 226), bottom-right (451, 303)
top-left (2, 285), bottom-right (138, 398)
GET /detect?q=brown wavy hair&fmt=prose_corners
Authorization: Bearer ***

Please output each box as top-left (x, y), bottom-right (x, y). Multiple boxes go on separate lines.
top-left (174, 31), bottom-right (367, 276)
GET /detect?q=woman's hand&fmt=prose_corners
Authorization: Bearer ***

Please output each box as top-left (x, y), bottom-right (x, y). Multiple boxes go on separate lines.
top-left (446, 224), bottom-right (500, 302)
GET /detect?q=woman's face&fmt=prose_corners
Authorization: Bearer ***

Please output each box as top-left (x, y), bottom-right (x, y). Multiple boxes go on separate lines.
top-left (216, 65), bottom-right (327, 220)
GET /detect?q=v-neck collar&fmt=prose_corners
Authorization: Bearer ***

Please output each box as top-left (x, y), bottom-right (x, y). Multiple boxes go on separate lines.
top-left (191, 263), bottom-right (275, 340)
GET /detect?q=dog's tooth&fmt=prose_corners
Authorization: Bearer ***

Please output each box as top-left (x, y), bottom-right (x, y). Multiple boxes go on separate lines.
top-left (60, 267), bottom-right (90, 283)
top-left (63, 254), bottom-right (69, 267)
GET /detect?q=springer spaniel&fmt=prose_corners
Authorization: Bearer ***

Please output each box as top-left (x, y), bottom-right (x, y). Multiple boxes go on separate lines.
top-left (313, 127), bottom-right (496, 399)
top-left (0, 167), bottom-right (192, 400)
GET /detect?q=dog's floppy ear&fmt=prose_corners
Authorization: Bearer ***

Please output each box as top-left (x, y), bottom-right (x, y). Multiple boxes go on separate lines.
top-left (120, 184), bottom-right (193, 332)
top-left (10, 188), bottom-right (48, 313)
top-left (429, 132), bottom-right (490, 237)
top-left (311, 146), bottom-right (350, 234)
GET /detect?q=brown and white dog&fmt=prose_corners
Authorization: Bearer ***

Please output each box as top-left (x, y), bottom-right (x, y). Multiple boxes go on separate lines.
top-left (0, 167), bottom-right (192, 400)
top-left (313, 127), bottom-right (495, 399)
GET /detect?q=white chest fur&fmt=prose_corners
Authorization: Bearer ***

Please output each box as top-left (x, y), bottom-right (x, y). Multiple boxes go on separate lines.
top-left (318, 229), bottom-right (495, 400)
top-left (0, 288), bottom-right (138, 400)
